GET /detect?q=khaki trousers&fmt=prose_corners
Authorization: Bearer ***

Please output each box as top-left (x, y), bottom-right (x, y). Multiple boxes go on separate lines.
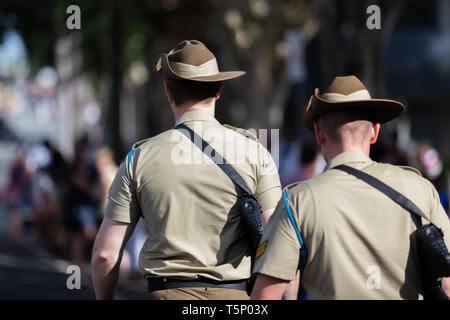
top-left (146, 287), bottom-right (250, 300)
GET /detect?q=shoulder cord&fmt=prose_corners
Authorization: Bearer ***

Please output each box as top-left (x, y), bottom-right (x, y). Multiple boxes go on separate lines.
top-left (282, 190), bottom-right (308, 271)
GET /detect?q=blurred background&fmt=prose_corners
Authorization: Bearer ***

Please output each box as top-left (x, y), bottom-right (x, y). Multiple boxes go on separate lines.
top-left (0, 0), bottom-right (449, 299)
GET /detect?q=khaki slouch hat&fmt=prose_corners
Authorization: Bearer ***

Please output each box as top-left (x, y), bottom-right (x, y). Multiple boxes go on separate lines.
top-left (153, 40), bottom-right (245, 82)
top-left (302, 75), bottom-right (405, 130)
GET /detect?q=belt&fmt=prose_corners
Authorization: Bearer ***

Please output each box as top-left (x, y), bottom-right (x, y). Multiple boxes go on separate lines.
top-left (147, 277), bottom-right (247, 293)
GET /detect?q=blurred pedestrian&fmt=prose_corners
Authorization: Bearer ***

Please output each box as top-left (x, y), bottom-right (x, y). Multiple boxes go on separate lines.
top-left (29, 140), bottom-right (70, 253)
top-left (416, 141), bottom-right (449, 215)
top-left (251, 75), bottom-right (450, 300)
top-left (3, 148), bottom-right (31, 245)
top-left (282, 141), bottom-right (323, 187)
top-left (30, 161), bottom-right (60, 248)
top-left (67, 137), bottom-right (101, 267)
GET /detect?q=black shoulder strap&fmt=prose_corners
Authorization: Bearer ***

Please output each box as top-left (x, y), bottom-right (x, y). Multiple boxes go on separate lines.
top-left (334, 164), bottom-right (431, 226)
top-left (175, 123), bottom-right (252, 196)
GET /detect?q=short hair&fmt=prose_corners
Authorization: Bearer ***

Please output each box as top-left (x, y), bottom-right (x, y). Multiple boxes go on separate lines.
top-left (317, 109), bottom-right (374, 145)
top-left (165, 79), bottom-right (222, 106)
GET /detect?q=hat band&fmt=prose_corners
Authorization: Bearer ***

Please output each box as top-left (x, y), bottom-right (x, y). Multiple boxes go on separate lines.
top-left (169, 58), bottom-right (219, 79)
top-left (320, 89), bottom-right (371, 102)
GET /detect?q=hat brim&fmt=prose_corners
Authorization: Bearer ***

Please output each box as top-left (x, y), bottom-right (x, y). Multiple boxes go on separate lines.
top-left (302, 88), bottom-right (405, 131)
top-left (154, 53), bottom-right (246, 82)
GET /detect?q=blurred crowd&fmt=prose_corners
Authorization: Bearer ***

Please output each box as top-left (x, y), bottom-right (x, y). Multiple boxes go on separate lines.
top-left (1, 137), bottom-right (147, 281)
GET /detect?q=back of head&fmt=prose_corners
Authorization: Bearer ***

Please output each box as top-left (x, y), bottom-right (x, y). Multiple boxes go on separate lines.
top-left (165, 79), bottom-right (222, 107)
top-left (318, 109), bottom-right (373, 146)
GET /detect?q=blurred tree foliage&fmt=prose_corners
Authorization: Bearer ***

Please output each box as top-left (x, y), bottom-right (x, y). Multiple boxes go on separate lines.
top-left (0, 0), bottom-right (311, 156)
top-left (0, 0), bottom-right (313, 160)
top-left (0, 0), bottom-right (406, 160)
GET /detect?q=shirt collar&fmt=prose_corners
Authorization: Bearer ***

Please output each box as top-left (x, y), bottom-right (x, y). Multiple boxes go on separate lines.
top-left (325, 150), bottom-right (372, 171)
top-left (174, 110), bottom-right (220, 127)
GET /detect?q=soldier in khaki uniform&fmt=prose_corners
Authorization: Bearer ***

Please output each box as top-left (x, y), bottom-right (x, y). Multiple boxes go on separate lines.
top-left (91, 40), bottom-right (281, 300)
top-left (251, 75), bottom-right (450, 300)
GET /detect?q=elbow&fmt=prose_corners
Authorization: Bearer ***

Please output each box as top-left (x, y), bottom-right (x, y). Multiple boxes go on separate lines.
top-left (91, 250), bottom-right (119, 267)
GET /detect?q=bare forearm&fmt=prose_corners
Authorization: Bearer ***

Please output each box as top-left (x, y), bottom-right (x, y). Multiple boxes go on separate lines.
top-left (92, 255), bottom-right (121, 300)
top-left (442, 276), bottom-right (450, 298)
top-left (251, 274), bottom-right (289, 300)
top-left (282, 271), bottom-right (300, 300)
top-left (91, 217), bottom-right (137, 299)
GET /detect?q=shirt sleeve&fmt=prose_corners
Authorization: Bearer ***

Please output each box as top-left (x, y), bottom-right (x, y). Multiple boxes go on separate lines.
top-left (255, 145), bottom-right (282, 211)
top-left (105, 160), bottom-right (140, 224)
top-left (252, 191), bottom-right (301, 281)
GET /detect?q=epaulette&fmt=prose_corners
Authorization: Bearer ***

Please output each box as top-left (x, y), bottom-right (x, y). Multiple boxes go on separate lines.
top-left (283, 182), bottom-right (302, 192)
top-left (399, 165), bottom-right (422, 176)
top-left (223, 124), bottom-right (259, 143)
top-left (132, 138), bottom-right (151, 149)
top-left (120, 138), bottom-right (151, 164)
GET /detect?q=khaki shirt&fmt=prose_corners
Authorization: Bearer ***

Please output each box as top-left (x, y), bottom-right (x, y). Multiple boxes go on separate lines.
top-left (106, 110), bottom-right (281, 280)
top-left (253, 150), bottom-right (450, 299)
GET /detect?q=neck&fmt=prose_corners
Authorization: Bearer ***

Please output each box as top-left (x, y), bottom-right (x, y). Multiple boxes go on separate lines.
top-left (322, 143), bottom-right (370, 162)
top-left (172, 98), bottom-right (215, 121)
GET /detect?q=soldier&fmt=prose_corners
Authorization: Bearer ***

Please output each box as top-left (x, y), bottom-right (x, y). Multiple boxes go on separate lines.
top-left (91, 40), bottom-right (281, 300)
top-left (251, 75), bottom-right (450, 299)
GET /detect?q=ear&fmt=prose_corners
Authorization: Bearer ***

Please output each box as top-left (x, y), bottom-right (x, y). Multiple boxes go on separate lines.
top-left (215, 83), bottom-right (223, 100)
top-left (164, 81), bottom-right (174, 104)
top-left (314, 122), bottom-right (326, 146)
top-left (369, 123), bottom-right (381, 145)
